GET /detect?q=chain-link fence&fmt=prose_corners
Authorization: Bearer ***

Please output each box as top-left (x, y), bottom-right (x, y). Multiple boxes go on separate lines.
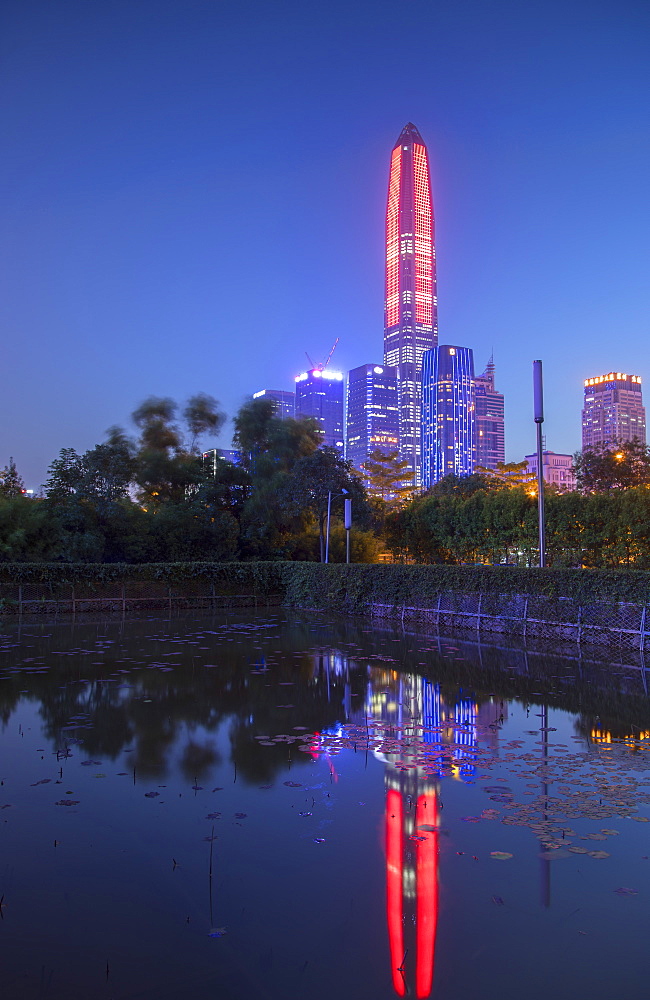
top-left (0, 582), bottom-right (282, 616)
top-left (370, 591), bottom-right (650, 650)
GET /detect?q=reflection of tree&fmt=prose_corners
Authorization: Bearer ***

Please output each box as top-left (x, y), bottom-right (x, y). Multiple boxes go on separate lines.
top-left (2, 612), bottom-right (650, 792)
top-left (0, 618), bottom-right (366, 784)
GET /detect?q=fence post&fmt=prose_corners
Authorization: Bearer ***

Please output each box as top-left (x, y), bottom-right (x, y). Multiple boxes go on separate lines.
top-left (523, 597), bottom-right (528, 640)
top-left (477, 592), bottom-right (482, 633)
top-left (577, 605), bottom-right (582, 645)
top-left (436, 593), bottom-right (442, 629)
top-left (641, 606), bottom-right (647, 652)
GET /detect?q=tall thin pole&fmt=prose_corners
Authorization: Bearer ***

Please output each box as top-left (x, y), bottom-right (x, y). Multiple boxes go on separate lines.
top-left (533, 360), bottom-right (546, 568)
top-left (344, 498), bottom-right (352, 564)
top-left (324, 491), bottom-right (332, 563)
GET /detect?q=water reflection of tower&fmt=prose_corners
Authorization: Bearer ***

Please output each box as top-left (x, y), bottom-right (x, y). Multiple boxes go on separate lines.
top-left (367, 672), bottom-right (441, 999)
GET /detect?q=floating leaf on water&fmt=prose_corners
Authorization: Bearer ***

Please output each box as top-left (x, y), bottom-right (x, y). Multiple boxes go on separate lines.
top-left (283, 781), bottom-right (302, 788)
top-left (205, 812), bottom-right (221, 820)
top-left (461, 816), bottom-right (481, 823)
top-left (313, 838), bottom-right (325, 844)
top-left (234, 813), bottom-right (247, 819)
top-left (298, 811), bottom-right (312, 817)
top-left (208, 927), bottom-right (227, 937)
top-left (539, 849), bottom-right (571, 859)
top-left (490, 852), bottom-right (513, 861)
top-left (601, 829), bottom-right (619, 835)
top-left (417, 824), bottom-right (438, 832)
top-left (55, 799), bottom-right (79, 806)
top-left (614, 887), bottom-right (638, 895)
top-left (631, 816), bottom-right (649, 823)
top-left (492, 896), bottom-right (505, 905)
top-left (568, 846), bottom-right (588, 854)
top-left (588, 851), bottom-right (610, 859)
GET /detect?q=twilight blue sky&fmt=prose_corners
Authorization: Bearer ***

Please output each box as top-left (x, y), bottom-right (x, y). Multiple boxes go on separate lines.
top-left (1, 0), bottom-right (648, 488)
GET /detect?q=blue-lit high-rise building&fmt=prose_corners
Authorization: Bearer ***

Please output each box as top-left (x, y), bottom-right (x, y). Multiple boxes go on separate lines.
top-left (421, 345), bottom-right (476, 488)
top-left (295, 369), bottom-right (345, 451)
top-left (252, 388), bottom-right (295, 420)
top-left (345, 363), bottom-right (400, 474)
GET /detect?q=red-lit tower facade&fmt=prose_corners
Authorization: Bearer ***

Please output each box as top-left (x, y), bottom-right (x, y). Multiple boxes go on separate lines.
top-left (384, 123), bottom-right (438, 486)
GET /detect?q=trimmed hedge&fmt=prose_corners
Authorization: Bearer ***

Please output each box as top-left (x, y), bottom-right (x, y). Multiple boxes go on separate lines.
top-left (0, 561), bottom-right (286, 595)
top-left (280, 563), bottom-right (650, 610)
top-left (1, 562), bottom-right (650, 607)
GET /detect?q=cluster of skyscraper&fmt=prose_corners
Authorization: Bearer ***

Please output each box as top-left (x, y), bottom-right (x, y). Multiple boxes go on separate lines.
top-left (229, 125), bottom-right (645, 487)
top-left (251, 124), bottom-right (505, 487)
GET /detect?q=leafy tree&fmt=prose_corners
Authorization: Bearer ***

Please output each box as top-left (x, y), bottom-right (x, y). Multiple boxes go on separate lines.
top-left (0, 496), bottom-right (50, 560)
top-left (282, 447), bottom-right (370, 561)
top-left (0, 457), bottom-right (26, 497)
top-left (361, 449), bottom-right (413, 507)
top-left (474, 461), bottom-right (536, 488)
top-left (573, 439), bottom-right (650, 492)
top-left (183, 393), bottom-right (226, 453)
top-left (232, 397), bottom-right (277, 472)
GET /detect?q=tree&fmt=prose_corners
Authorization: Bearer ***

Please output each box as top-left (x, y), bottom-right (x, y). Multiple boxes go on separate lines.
top-left (183, 394), bottom-right (226, 453)
top-left (282, 447), bottom-right (370, 561)
top-left (473, 462), bottom-right (535, 488)
top-left (0, 457), bottom-right (26, 497)
top-left (361, 450), bottom-right (413, 508)
top-left (573, 439), bottom-right (650, 492)
top-left (232, 397), bottom-right (277, 472)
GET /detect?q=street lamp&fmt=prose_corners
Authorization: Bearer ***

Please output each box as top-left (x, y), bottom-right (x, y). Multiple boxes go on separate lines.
top-left (533, 360), bottom-right (546, 568)
top-left (325, 488), bottom-right (350, 564)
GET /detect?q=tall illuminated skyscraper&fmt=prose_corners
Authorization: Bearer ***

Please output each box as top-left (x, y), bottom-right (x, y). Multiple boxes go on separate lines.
top-left (295, 368), bottom-right (345, 451)
top-left (582, 372), bottom-right (645, 450)
top-left (421, 345), bottom-right (476, 488)
top-left (384, 122), bottom-right (437, 486)
top-left (345, 363), bottom-right (400, 474)
top-left (474, 356), bottom-right (505, 471)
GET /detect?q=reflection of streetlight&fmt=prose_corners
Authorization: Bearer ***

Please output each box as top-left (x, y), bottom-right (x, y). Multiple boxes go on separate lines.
top-left (615, 452), bottom-right (624, 461)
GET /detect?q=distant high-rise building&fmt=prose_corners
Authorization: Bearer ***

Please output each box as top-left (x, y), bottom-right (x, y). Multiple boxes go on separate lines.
top-left (345, 363), bottom-right (400, 474)
top-left (524, 451), bottom-right (576, 491)
top-left (252, 388), bottom-right (295, 420)
top-left (384, 122), bottom-right (437, 486)
top-left (295, 369), bottom-right (345, 451)
top-left (582, 372), bottom-right (645, 450)
top-left (202, 448), bottom-right (241, 473)
top-left (421, 345), bottom-right (476, 488)
top-left (473, 356), bottom-right (505, 471)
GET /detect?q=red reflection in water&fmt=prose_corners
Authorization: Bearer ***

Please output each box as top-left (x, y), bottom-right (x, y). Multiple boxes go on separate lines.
top-left (415, 794), bottom-right (438, 998)
top-left (386, 788), bottom-right (405, 996)
top-left (385, 786), bottom-right (439, 997)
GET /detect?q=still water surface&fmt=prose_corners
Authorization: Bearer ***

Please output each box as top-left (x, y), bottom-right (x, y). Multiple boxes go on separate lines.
top-left (1, 610), bottom-right (650, 1000)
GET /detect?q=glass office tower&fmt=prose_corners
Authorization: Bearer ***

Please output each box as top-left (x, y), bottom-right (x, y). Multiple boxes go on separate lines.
top-left (295, 369), bottom-right (345, 451)
top-left (421, 345), bottom-right (476, 488)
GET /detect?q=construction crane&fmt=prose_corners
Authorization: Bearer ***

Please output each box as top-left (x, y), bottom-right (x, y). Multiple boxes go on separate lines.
top-left (305, 337), bottom-right (339, 373)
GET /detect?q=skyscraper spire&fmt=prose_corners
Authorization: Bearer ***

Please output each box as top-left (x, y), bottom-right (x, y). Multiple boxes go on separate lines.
top-left (384, 122), bottom-right (437, 485)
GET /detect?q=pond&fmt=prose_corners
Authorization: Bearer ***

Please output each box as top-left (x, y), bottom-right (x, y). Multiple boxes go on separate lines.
top-left (1, 609), bottom-right (650, 999)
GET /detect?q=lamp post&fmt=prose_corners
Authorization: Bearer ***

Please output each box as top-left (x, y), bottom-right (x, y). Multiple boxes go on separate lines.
top-left (344, 497), bottom-right (352, 563)
top-left (533, 360), bottom-right (546, 568)
top-left (324, 488), bottom-right (350, 563)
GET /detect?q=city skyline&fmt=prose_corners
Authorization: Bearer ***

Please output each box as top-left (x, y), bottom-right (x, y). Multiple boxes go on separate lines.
top-left (1, 0), bottom-right (648, 488)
